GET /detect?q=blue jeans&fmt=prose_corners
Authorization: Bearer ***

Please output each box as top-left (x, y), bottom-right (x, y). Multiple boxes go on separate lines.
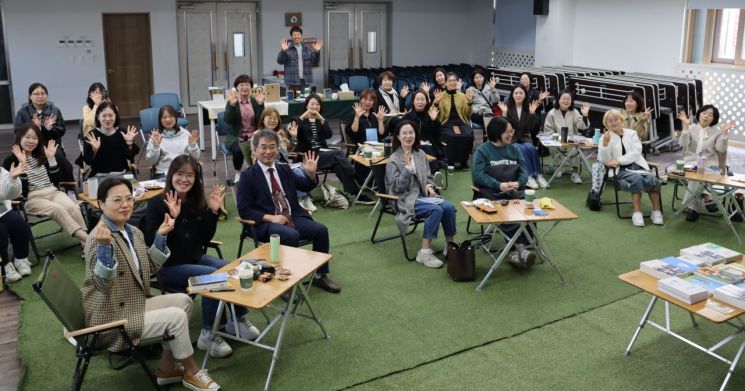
top-left (414, 199), bottom-right (457, 239)
top-left (159, 254), bottom-right (246, 331)
top-left (514, 141), bottom-right (541, 176)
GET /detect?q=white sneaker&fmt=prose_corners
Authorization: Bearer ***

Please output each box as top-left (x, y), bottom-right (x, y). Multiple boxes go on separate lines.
top-left (416, 249), bottom-right (443, 268)
top-left (525, 177), bottom-right (539, 190)
top-left (433, 171), bottom-right (445, 189)
top-left (225, 316), bottom-right (260, 340)
top-left (3, 262), bottom-right (22, 283)
top-left (197, 330), bottom-right (233, 358)
top-left (233, 172), bottom-right (241, 183)
top-left (632, 212), bottom-right (645, 227)
top-left (570, 171), bottom-right (583, 184)
top-left (536, 174), bottom-right (550, 189)
top-left (299, 196), bottom-right (317, 212)
top-left (14, 258), bottom-right (31, 276)
top-left (651, 210), bottom-right (664, 225)
top-left (442, 245), bottom-right (448, 257)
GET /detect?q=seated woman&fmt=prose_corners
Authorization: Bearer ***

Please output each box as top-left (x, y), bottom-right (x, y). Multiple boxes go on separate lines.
top-left (677, 105), bottom-right (734, 221)
top-left (345, 88), bottom-right (386, 144)
top-left (0, 160), bottom-right (31, 283)
top-left (620, 92), bottom-right (653, 142)
top-left (472, 117), bottom-right (535, 268)
top-left (433, 72), bottom-right (475, 169)
top-left (15, 83), bottom-right (66, 153)
top-left (497, 85), bottom-right (547, 189)
top-left (427, 67), bottom-right (448, 103)
top-left (83, 102), bottom-right (140, 177)
top-left (402, 90), bottom-right (444, 163)
top-left (224, 74), bottom-right (265, 183)
top-left (290, 94), bottom-right (368, 202)
top-left (144, 156), bottom-right (258, 358)
top-left (385, 120), bottom-right (456, 269)
top-left (82, 178), bottom-right (220, 390)
top-left (597, 110), bottom-right (663, 227)
top-left (467, 68), bottom-right (500, 128)
top-left (144, 105), bottom-right (201, 178)
top-left (82, 82), bottom-right (109, 136)
top-left (375, 71), bottom-right (409, 132)
top-left (543, 90), bottom-right (591, 184)
top-left (3, 123), bottom-right (88, 247)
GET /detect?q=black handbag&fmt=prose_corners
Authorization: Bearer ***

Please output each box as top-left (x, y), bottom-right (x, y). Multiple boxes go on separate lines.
top-left (446, 236), bottom-right (489, 282)
top-left (586, 190), bottom-right (601, 211)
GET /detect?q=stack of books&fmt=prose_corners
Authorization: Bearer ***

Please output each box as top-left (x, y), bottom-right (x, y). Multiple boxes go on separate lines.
top-left (658, 277), bottom-right (710, 304)
top-left (713, 284), bottom-right (745, 311)
top-left (680, 243), bottom-right (741, 266)
top-left (187, 273), bottom-right (229, 293)
top-left (640, 256), bottom-right (699, 279)
top-left (693, 263), bottom-right (745, 286)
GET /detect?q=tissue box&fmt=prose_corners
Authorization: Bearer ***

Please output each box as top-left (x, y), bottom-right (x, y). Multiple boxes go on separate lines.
top-left (337, 91), bottom-right (355, 100)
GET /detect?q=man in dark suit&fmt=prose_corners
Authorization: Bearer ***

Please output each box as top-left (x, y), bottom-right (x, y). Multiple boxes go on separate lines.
top-left (236, 129), bottom-right (340, 293)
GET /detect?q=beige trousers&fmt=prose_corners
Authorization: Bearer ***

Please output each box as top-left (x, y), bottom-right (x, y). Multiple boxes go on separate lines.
top-left (25, 187), bottom-right (87, 236)
top-left (141, 293), bottom-right (194, 360)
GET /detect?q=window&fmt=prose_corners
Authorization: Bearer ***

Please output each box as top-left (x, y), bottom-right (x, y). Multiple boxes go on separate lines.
top-left (683, 8), bottom-right (745, 66)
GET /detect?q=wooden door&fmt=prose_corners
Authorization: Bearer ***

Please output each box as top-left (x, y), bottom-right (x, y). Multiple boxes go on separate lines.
top-left (102, 13), bottom-right (153, 117)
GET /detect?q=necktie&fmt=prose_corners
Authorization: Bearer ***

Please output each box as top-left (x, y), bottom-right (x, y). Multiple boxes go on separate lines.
top-left (267, 168), bottom-right (294, 228)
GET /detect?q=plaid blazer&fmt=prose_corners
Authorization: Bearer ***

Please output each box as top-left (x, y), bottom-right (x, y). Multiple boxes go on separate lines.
top-left (81, 224), bottom-right (169, 352)
top-left (277, 43), bottom-right (319, 85)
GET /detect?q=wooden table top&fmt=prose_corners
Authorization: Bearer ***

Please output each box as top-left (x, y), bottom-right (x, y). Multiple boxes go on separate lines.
top-left (460, 199), bottom-right (578, 225)
top-left (619, 269), bottom-right (744, 323)
top-left (78, 187), bottom-right (164, 209)
top-left (668, 171), bottom-right (745, 189)
top-left (196, 243), bottom-right (332, 309)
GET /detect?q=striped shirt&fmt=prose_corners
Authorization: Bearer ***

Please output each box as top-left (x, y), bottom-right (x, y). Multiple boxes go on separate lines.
top-left (26, 156), bottom-right (54, 192)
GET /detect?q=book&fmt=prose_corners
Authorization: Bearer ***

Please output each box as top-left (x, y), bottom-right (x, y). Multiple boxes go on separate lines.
top-left (705, 299), bottom-right (736, 315)
top-left (713, 284), bottom-right (745, 311)
top-left (694, 263), bottom-right (745, 285)
top-left (680, 243), bottom-right (741, 265)
top-left (676, 253), bottom-right (716, 267)
top-left (187, 273), bottom-right (229, 293)
top-left (658, 277), bottom-right (709, 305)
top-left (640, 257), bottom-right (699, 280)
top-left (684, 275), bottom-right (727, 294)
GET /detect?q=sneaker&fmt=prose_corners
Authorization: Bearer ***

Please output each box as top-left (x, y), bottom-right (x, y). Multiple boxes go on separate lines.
top-left (225, 316), bottom-right (260, 340)
top-left (357, 194), bottom-right (376, 205)
top-left (14, 258), bottom-right (31, 276)
top-left (416, 249), bottom-right (443, 268)
top-left (651, 210), bottom-right (664, 225)
top-left (525, 177), bottom-right (540, 190)
top-left (570, 171), bottom-right (583, 184)
top-left (433, 171), bottom-right (445, 189)
top-left (3, 263), bottom-right (22, 283)
top-left (183, 369), bottom-right (220, 391)
top-left (155, 363), bottom-right (184, 386)
top-left (197, 330), bottom-right (233, 358)
top-left (686, 209), bottom-right (700, 222)
top-left (299, 196), bottom-right (317, 212)
top-left (536, 174), bottom-right (550, 189)
top-left (632, 212), bottom-right (645, 227)
top-left (233, 172), bottom-right (241, 184)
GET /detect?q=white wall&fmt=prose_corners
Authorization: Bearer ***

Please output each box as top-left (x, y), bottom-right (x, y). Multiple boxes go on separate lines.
top-left (4, 0), bottom-right (179, 120)
top-left (494, 0), bottom-right (536, 52)
top-left (535, 0), bottom-right (686, 75)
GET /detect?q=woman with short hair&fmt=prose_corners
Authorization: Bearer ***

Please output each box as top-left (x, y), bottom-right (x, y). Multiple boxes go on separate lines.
top-left (224, 74), bottom-right (265, 183)
top-left (83, 102), bottom-right (140, 177)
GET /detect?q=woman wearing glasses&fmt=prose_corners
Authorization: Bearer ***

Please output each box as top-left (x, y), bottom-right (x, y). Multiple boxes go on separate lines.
top-left (14, 83), bottom-right (66, 151)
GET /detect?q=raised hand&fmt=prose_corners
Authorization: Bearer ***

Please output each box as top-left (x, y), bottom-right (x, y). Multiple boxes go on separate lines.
top-left (428, 105), bottom-right (439, 121)
top-left (157, 213), bottom-right (175, 236)
top-left (580, 102), bottom-right (591, 117)
top-left (433, 90), bottom-right (444, 104)
top-left (163, 190), bottom-right (182, 219)
top-left (528, 100), bottom-right (540, 114)
top-left (488, 76), bottom-right (498, 90)
top-left (31, 113), bottom-right (41, 128)
top-left (497, 101), bottom-right (508, 115)
top-left (11, 145), bottom-right (26, 162)
top-left (43, 114), bottom-right (57, 130)
top-left (207, 185), bottom-right (226, 214)
top-left (43, 139), bottom-right (58, 159)
top-left (456, 78), bottom-right (463, 91)
top-left (303, 151), bottom-right (319, 175)
top-left (353, 102), bottom-right (366, 118)
top-left (95, 220), bottom-right (112, 246)
top-left (150, 131), bottom-right (162, 146)
top-left (723, 121), bottom-right (735, 135)
top-left (188, 129), bottom-right (199, 145)
top-left (280, 38), bottom-right (289, 51)
top-left (89, 90), bottom-right (102, 106)
top-left (254, 86), bottom-right (265, 105)
top-left (400, 85), bottom-right (410, 98)
top-left (538, 91), bottom-right (550, 102)
top-left (288, 121), bottom-right (298, 138)
top-left (122, 125), bottom-right (139, 144)
top-left (641, 106), bottom-right (653, 120)
top-left (312, 40), bottom-right (323, 51)
top-left (373, 105), bottom-right (386, 121)
top-left (9, 161), bottom-right (28, 179)
top-left (465, 89), bottom-right (474, 103)
top-left (677, 111), bottom-right (691, 127)
top-left (300, 109), bottom-right (313, 120)
top-left (85, 132), bottom-right (101, 152)
top-left (277, 129), bottom-right (287, 139)
top-left (226, 88), bottom-right (238, 106)
top-left (314, 110), bottom-right (325, 123)
top-left (602, 129), bottom-right (611, 146)
top-left (403, 149), bottom-right (412, 165)
top-left (420, 81), bottom-right (431, 95)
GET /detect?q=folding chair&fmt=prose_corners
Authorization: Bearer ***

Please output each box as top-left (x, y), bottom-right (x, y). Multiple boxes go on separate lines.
top-left (33, 252), bottom-right (164, 391)
top-left (235, 217), bottom-right (312, 258)
top-left (601, 164), bottom-right (663, 219)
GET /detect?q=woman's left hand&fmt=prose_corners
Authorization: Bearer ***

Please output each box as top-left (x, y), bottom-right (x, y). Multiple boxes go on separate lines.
top-left (122, 125), bottom-right (139, 144)
top-left (163, 190), bottom-right (181, 219)
top-left (465, 89), bottom-right (474, 104)
top-left (207, 185), bottom-right (226, 214)
top-left (157, 213), bottom-right (175, 236)
top-left (43, 140), bottom-right (58, 159)
top-left (400, 85), bottom-right (410, 98)
top-left (188, 129), bottom-right (200, 145)
top-left (254, 87), bottom-right (265, 105)
top-left (43, 114), bottom-right (57, 130)
top-left (641, 107), bottom-right (653, 120)
top-left (529, 100), bottom-right (540, 114)
top-left (580, 102), bottom-right (591, 117)
top-left (428, 105), bottom-right (439, 121)
top-left (303, 151), bottom-right (319, 175)
top-left (723, 121), bottom-right (735, 135)
top-left (538, 91), bottom-right (550, 102)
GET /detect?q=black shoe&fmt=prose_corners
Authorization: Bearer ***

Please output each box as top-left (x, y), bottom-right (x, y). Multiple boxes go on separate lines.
top-left (705, 201), bottom-right (718, 213)
top-left (686, 209), bottom-right (699, 222)
top-left (311, 275), bottom-right (341, 293)
top-left (357, 195), bottom-right (376, 205)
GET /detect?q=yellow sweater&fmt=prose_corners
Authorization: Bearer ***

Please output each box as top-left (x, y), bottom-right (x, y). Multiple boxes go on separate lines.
top-left (435, 91), bottom-right (473, 125)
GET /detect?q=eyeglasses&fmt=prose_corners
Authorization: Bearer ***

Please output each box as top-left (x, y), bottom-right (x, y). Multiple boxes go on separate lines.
top-left (257, 144), bottom-right (278, 151)
top-left (31, 92), bottom-right (47, 97)
top-left (105, 196), bottom-right (135, 206)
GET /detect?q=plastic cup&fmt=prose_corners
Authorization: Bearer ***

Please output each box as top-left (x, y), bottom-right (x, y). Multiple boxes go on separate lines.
top-left (364, 150), bottom-right (373, 159)
top-left (533, 198), bottom-right (541, 210)
top-left (696, 158), bottom-right (706, 175)
top-left (239, 269), bottom-right (253, 291)
top-left (270, 234), bottom-right (280, 264)
top-left (525, 189), bottom-right (535, 203)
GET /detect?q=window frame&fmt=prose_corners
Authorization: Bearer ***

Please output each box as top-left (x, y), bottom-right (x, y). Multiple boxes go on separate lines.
top-left (711, 8), bottom-right (745, 65)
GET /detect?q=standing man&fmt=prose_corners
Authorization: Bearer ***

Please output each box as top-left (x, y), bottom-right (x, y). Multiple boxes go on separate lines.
top-left (277, 26), bottom-right (323, 90)
top-left (236, 129), bottom-right (341, 293)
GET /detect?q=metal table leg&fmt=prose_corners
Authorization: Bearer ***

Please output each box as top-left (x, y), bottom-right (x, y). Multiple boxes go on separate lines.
top-left (476, 224), bottom-right (525, 291)
top-left (624, 296), bottom-right (658, 356)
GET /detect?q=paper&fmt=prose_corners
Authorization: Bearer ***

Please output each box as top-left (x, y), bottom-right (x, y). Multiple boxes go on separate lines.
top-left (340, 83), bottom-right (350, 92)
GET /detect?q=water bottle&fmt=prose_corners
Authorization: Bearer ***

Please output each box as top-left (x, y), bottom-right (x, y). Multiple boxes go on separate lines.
top-left (593, 129), bottom-right (601, 145)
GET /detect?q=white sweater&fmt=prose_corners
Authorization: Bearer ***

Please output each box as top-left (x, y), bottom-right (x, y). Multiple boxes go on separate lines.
top-left (597, 128), bottom-right (650, 170)
top-left (0, 168), bottom-right (22, 218)
top-left (144, 127), bottom-right (201, 175)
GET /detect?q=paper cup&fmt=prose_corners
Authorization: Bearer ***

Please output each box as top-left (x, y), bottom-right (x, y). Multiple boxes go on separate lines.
top-left (239, 269), bottom-right (253, 291)
top-left (676, 160), bottom-right (685, 171)
top-left (525, 189), bottom-right (535, 203)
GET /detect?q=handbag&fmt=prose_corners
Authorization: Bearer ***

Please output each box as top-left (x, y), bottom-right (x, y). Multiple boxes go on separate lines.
top-left (586, 190), bottom-right (601, 211)
top-left (320, 183), bottom-right (349, 209)
top-left (446, 237), bottom-right (487, 282)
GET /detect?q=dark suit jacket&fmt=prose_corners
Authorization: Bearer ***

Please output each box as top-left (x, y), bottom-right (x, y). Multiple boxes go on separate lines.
top-left (504, 107), bottom-right (539, 143)
top-left (237, 163), bottom-right (317, 224)
top-left (289, 117), bottom-right (332, 152)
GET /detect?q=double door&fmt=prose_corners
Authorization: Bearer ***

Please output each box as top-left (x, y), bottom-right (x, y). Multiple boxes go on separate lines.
top-left (325, 3), bottom-right (388, 70)
top-left (177, 2), bottom-right (258, 111)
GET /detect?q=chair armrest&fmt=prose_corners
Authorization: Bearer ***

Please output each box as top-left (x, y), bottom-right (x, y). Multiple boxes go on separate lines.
top-left (208, 240), bottom-right (223, 246)
top-left (66, 319), bottom-right (128, 338)
top-left (374, 193), bottom-right (398, 200)
top-left (235, 217), bottom-right (256, 225)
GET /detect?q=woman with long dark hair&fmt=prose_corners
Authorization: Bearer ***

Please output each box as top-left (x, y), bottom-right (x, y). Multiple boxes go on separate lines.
top-left (83, 102), bottom-right (140, 176)
top-left (82, 82), bottom-right (109, 136)
top-left (620, 91), bottom-right (653, 142)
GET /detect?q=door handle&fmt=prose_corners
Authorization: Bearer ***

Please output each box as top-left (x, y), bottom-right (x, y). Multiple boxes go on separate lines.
top-left (107, 68), bottom-right (114, 74)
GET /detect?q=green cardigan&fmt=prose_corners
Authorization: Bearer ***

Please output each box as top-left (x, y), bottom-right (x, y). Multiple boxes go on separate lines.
top-left (223, 97), bottom-right (264, 147)
top-left (435, 91), bottom-right (473, 125)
